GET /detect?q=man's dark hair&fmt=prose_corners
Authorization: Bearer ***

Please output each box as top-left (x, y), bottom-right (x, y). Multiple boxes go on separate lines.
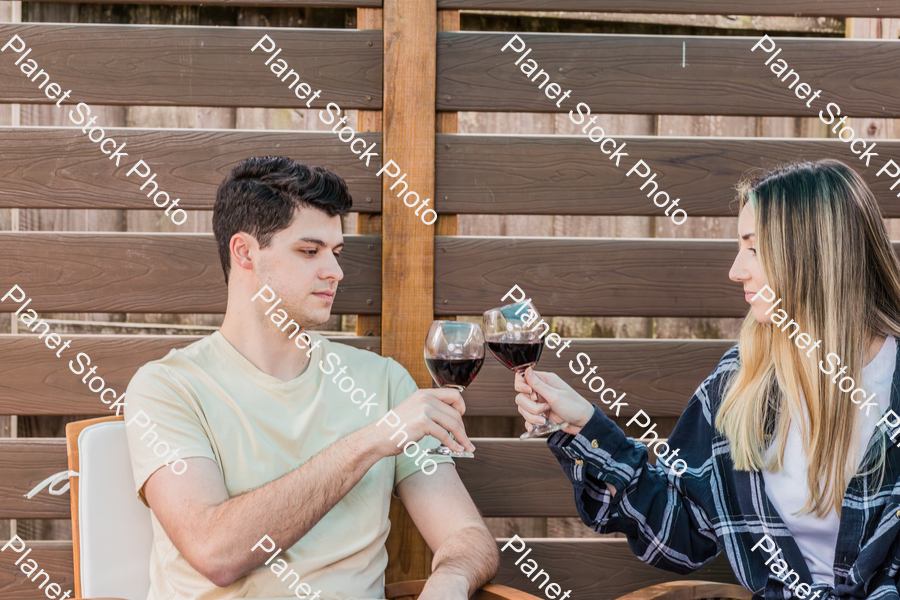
top-left (213, 156), bottom-right (352, 283)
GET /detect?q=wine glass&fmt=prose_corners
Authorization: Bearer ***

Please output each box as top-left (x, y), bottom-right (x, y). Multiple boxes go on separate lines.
top-left (483, 300), bottom-right (568, 440)
top-left (423, 320), bottom-right (485, 458)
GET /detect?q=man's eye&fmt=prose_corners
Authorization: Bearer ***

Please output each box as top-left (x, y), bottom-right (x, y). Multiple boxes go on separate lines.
top-left (301, 249), bottom-right (317, 256)
top-left (334, 253), bottom-right (342, 259)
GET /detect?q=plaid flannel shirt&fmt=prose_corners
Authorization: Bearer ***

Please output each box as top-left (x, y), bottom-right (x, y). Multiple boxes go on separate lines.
top-left (547, 344), bottom-right (900, 600)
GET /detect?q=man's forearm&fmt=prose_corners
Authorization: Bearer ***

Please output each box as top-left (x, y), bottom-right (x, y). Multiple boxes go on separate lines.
top-left (427, 525), bottom-right (499, 597)
top-left (202, 424), bottom-right (384, 585)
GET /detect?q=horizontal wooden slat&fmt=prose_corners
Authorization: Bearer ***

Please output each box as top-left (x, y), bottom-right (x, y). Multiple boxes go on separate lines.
top-left (492, 539), bottom-right (739, 600)
top-left (28, 0), bottom-right (377, 5)
top-left (463, 339), bottom-right (734, 418)
top-left (436, 134), bottom-right (900, 217)
top-left (461, 438), bottom-right (679, 518)
top-left (435, 237), bottom-right (745, 318)
top-left (459, 439), bottom-right (576, 517)
top-left (0, 538), bottom-right (739, 600)
top-left (0, 128), bottom-right (382, 211)
top-left (439, 0), bottom-right (897, 18)
top-left (0, 536), bottom-right (740, 600)
top-left (0, 335), bottom-right (729, 418)
top-left (437, 32), bottom-right (900, 116)
top-left (0, 335), bottom-right (381, 416)
top-left (0, 233), bottom-right (380, 314)
top-left (0, 540), bottom-right (737, 600)
top-left (0, 25), bottom-right (381, 108)
top-left (0, 541), bottom-right (74, 599)
top-left (0, 439), bottom-right (69, 519)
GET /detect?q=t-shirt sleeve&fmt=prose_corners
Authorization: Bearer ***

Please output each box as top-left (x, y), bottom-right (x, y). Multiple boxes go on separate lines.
top-left (123, 361), bottom-right (217, 506)
top-left (388, 359), bottom-right (454, 487)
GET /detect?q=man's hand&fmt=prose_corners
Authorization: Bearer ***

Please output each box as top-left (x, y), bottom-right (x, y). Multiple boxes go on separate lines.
top-left (515, 367), bottom-right (594, 436)
top-left (370, 388), bottom-right (475, 455)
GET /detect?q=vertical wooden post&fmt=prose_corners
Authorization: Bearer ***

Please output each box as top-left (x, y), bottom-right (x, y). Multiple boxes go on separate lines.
top-left (381, 0), bottom-right (436, 383)
top-left (371, 1), bottom-right (436, 584)
top-left (436, 10), bottom-right (459, 242)
top-left (845, 18), bottom-right (900, 143)
top-left (357, 8), bottom-right (383, 339)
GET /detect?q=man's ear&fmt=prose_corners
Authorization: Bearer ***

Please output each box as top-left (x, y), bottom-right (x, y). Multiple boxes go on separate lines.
top-left (230, 232), bottom-right (256, 272)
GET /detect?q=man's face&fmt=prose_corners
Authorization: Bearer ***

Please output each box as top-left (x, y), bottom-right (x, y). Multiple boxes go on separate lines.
top-left (254, 206), bottom-right (344, 328)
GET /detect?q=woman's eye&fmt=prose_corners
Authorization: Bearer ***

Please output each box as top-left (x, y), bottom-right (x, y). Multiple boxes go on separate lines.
top-left (749, 247), bottom-right (757, 255)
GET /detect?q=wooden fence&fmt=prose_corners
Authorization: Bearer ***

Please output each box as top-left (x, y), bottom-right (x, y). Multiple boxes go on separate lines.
top-left (1, 1), bottom-right (899, 598)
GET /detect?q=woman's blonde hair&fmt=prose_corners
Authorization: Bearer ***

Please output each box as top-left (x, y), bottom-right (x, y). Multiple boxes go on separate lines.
top-left (715, 159), bottom-right (900, 517)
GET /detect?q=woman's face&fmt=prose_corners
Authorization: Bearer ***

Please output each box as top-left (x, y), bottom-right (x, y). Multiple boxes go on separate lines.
top-left (729, 203), bottom-right (773, 324)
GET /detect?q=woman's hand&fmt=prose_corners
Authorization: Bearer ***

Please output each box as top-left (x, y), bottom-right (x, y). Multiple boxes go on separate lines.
top-left (515, 367), bottom-right (595, 436)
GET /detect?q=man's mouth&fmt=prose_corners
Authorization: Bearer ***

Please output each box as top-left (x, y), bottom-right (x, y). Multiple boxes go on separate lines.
top-left (313, 290), bottom-right (335, 301)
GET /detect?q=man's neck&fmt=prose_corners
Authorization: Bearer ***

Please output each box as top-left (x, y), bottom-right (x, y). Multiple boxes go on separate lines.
top-left (219, 303), bottom-right (314, 383)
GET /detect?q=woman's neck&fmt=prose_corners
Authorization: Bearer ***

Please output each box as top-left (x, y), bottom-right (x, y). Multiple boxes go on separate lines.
top-left (864, 334), bottom-right (888, 367)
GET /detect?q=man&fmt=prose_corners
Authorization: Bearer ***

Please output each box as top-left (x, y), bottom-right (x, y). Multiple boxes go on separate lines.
top-left (123, 156), bottom-right (499, 600)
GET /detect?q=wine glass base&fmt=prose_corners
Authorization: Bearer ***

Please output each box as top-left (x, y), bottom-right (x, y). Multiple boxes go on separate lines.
top-left (520, 421), bottom-right (568, 440)
top-left (425, 445), bottom-right (475, 458)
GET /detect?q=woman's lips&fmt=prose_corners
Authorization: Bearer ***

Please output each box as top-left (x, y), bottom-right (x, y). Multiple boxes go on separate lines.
top-left (745, 291), bottom-right (756, 302)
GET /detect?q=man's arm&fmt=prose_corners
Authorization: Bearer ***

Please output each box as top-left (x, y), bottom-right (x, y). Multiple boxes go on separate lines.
top-left (144, 425), bottom-right (383, 587)
top-left (397, 463), bottom-right (499, 598)
top-left (143, 388), bottom-right (474, 588)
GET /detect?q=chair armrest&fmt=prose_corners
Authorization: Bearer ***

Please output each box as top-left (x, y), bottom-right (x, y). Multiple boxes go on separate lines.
top-left (616, 581), bottom-right (753, 600)
top-left (386, 580), bottom-right (542, 600)
top-left (474, 583), bottom-right (544, 600)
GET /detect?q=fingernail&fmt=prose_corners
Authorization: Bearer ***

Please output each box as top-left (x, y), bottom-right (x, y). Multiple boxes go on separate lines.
top-left (538, 416), bottom-right (546, 424)
top-left (455, 443), bottom-right (465, 451)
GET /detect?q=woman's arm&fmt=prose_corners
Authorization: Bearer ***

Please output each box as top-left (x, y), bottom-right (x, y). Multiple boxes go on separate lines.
top-left (517, 367), bottom-right (723, 574)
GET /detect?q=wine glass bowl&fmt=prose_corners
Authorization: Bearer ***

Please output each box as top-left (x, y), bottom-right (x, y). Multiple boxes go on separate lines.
top-left (423, 321), bottom-right (484, 458)
top-left (482, 300), bottom-right (568, 440)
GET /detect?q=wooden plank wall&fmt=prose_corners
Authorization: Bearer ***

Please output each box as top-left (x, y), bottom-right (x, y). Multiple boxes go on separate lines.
top-left (3, 2), bottom-right (899, 595)
top-left (450, 9), bottom-right (898, 542)
top-left (437, 1), bottom-right (900, 18)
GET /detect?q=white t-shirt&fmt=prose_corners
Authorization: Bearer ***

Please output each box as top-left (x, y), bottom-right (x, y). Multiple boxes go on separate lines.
top-left (762, 335), bottom-right (896, 586)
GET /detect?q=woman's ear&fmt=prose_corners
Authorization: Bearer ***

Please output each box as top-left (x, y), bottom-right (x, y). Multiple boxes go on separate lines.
top-left (230, 233), bottom-right (255, 272)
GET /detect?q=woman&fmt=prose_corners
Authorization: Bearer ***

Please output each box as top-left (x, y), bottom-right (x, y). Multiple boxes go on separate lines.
top-left (515, 160), bottom-right (900, 599)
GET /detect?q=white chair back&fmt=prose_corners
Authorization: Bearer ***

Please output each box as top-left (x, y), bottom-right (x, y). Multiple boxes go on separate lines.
top-left (77, 420), bottom-right (153, 600)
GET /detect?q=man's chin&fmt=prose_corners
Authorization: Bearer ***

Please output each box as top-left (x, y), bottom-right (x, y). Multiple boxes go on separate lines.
top-left (307, 308), bottom-right (333, 328)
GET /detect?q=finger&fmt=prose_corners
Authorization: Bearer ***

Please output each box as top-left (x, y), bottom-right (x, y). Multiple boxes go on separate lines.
top-left (426, 408), bottom-right (475, 452)
top-left (517, 405), bottom-right (546, 425)
top-left (514, 371), bottom-right (533, 394)
top-left (545, 410), bottom-right (566, 425)
top-left (423, 393), bottom-right (469, 426)
top-left (515, 392), bottom-right (549, 415)
top-left (525, 369), bottom-right (557, 398)
top-left (425, 422), bottom-right (467, 453)
top-left (425, 388), bottom-right (467, 417)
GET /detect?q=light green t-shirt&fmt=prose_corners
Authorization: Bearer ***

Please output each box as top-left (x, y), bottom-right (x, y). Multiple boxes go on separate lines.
top-left (123, 331), bottom-right (452, 600)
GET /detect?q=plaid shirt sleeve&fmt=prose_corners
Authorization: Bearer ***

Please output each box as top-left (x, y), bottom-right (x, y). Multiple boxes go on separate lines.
top-left (547, 351), bottom-right (731, 575)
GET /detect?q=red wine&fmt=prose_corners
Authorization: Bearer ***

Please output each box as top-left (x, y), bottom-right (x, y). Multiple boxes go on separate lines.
top-left (425, 355), bottom-right (484, 389)
top-left (487, 340), bottom-right (543, 371)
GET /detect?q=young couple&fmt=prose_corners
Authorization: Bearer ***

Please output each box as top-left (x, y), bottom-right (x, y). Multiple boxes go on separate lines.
top-left (126, 156), bottom-right (900, 600)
